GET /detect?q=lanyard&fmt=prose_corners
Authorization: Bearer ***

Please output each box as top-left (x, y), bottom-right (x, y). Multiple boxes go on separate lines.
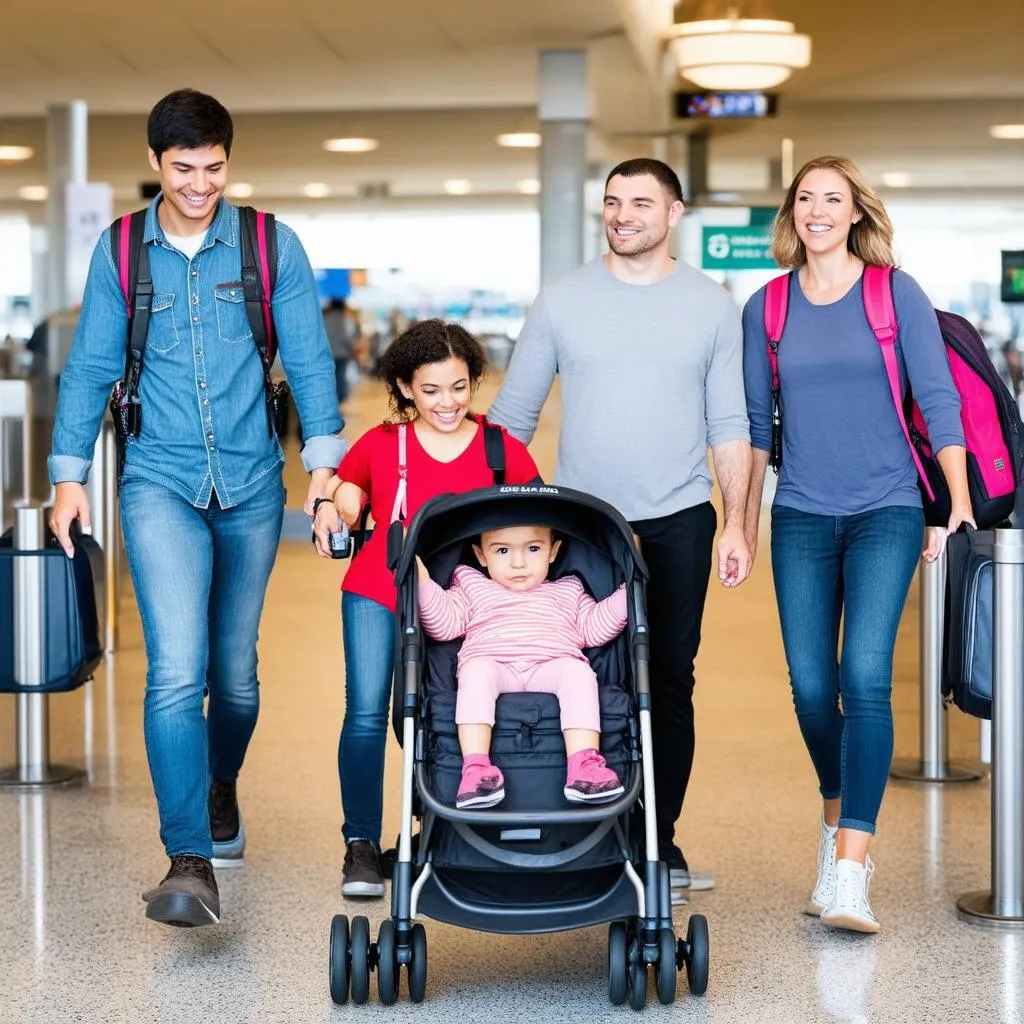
top-left (390, 423), bottom-right (408, 525)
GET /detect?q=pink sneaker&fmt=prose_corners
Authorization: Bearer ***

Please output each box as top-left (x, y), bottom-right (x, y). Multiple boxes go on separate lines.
top-left (456, 757), bottom-right (505, 809)
top-left (564, 749), bottom-right (624, 803)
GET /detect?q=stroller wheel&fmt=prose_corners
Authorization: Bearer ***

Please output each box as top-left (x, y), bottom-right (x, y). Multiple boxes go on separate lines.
top-left (376, 920), bottom-right (399, 1005)
top-left (626, 928), bottom-right (647, 1011)
top-left (329, 914), bottom-right (350, 1004)
top-left (350, 915), bottom-right (371, 1004)
top-left (607, 922), bottom-right (628, 1005)
top-left (684, 914), bottom-right (709, 996)
top-left (407, 923), bottom-right (428, 1003)
top-left (654, 927), bottom-right (677, 1005)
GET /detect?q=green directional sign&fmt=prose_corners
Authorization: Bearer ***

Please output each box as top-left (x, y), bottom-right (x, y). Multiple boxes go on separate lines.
top-left (701, 225), bottom-right (777, 271)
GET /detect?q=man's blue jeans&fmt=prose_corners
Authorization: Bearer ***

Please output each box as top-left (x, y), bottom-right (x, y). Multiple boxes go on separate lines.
top-left (339, 592), bottom-right (395, 846)
top-left (770, 504), bottom-right (923, 834)
top-left (120, 474), bottom-right (284, 858)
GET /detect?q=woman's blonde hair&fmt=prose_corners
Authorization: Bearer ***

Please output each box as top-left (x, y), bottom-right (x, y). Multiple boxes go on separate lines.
top-left (771, 155), bottom-right (895, 269)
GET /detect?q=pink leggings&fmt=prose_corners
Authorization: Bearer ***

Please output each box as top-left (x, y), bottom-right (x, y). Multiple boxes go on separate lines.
top-left (456, 657), bottom-right (600, 733)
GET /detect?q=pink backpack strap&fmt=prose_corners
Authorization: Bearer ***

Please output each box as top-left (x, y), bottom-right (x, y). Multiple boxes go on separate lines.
top-left (763, 273), bottom-right (791, 391)
top-left (118, 215), bottom-right (133, 316)
top-left (862, 264), bottom-right (936, 501)
top-left (255, 211), bottom-right (274, 359)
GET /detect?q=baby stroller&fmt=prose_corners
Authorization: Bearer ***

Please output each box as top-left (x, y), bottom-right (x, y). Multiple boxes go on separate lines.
top-left (328, 484), bottom-right (710, 1009)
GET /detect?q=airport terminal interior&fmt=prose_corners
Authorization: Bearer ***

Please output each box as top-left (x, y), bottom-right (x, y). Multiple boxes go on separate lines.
top-left (2, 2), bottom-right (1024, 1022)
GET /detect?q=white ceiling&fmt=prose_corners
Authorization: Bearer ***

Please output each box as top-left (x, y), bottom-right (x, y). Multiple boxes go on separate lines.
top-left (0, 0), bottom-right (1021, 205)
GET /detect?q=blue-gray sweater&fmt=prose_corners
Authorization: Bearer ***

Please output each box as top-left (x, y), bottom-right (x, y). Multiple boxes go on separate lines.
top-left (742, 269), bottom-right (964, 516)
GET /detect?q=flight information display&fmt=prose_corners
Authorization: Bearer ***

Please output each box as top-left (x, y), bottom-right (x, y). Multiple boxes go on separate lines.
top-left (674, 92), bottom-right (778, 119)
top-left (1002, 251), bottom-right (1024, 304)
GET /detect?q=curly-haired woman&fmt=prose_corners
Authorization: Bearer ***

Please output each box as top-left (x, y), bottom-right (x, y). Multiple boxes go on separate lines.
top-left (312, 319), bottom-right (540, 897)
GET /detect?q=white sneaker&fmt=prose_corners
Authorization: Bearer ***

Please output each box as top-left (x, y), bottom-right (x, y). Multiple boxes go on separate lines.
top-left (805, 815), bottom-right (838, 916)
top-left (821, 857), bottom-right (879, 934)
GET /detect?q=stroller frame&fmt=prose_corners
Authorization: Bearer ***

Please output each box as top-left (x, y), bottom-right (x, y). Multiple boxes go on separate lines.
top-left (329, 485), bottom-right (709, 1008)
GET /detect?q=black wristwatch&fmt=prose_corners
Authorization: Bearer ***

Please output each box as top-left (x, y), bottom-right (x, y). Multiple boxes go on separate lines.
top-left (312, 497), bottom-right (336, 518)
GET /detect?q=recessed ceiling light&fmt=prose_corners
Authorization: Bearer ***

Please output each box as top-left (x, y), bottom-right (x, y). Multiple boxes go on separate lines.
top-left (517, 179), bottom-right (541, 195)
top-left (304, 182), bottom-right (330, 198)
top-left (18, 185), bottom-right (48, 201)
top-left (444, 179), bottom-right (472, 195)
top-left (990, 124), bottom-right (1024, 140)
top-left (497, 132), bottom-right (542, 149)
top-left (323, 137), bottom-right (379, 153)
top-left (881, 172), bottom-right (912, 188)
top-left (226, 182), bottom-right (254, 198)
top-left (0, 146), bottom-right (34, 161)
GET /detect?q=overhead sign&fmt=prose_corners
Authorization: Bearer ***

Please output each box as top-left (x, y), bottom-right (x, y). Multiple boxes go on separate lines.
top-left (675, 92), bottom-right (778, 120)
top-left (701, 226), bottom-right (776, 271)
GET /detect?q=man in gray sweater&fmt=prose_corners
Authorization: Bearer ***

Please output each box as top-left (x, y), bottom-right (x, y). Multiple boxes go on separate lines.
top-left (488, 158), bottom-right (751, 896)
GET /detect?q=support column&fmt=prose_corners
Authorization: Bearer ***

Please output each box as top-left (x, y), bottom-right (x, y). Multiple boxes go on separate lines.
top-left (539, 51), bottom-right (589, 286)
top-left (45, 100), bottom-right (88, 318)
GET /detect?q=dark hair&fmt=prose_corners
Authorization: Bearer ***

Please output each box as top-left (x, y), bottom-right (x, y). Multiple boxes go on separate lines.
top-left (148, 89), bottom-right (234, 160)
top-left (605, 158), bottom-right (683, 204)
top-left (379, 319), bottom-right (487, 421)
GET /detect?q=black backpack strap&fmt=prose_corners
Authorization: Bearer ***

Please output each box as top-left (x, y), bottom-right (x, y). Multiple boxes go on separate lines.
top-left (238, 205), bottom-right (279, 437)
top-left (483, 423), bottom-right (506, 485)
top-left (109, 211), bottom-right (151, 423)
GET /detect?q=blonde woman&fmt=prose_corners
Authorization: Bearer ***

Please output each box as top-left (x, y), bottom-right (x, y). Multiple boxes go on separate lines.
top-left (742, 156), bottom-right (973, 933)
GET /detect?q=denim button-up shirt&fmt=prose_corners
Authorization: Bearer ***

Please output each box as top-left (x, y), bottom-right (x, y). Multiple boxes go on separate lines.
top-left (49, 197), bottom-right (345, 507)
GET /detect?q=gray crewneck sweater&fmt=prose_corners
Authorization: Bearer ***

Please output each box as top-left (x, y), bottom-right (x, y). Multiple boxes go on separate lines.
top-left (488, 257), bottom-right (750, 521)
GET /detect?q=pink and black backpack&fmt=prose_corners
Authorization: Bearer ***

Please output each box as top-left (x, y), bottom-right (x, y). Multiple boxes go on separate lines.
top-left (763, 265), bottom-right (1024, 529)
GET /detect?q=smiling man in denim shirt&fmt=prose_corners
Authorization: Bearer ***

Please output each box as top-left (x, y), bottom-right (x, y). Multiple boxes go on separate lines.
top-left (47, 90), bottom-right (345, 928)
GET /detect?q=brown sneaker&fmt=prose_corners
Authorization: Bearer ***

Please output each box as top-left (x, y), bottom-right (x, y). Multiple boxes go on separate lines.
top-left (209, 778), bottom-right (245, 867)
top-left (342, 840), bottom-right (385, 898)
top-left (143, 855), bottom-right (220, 927)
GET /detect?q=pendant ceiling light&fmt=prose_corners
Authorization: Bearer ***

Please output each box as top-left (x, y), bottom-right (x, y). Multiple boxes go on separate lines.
top-left (667, 10), bottom-right (811, 91)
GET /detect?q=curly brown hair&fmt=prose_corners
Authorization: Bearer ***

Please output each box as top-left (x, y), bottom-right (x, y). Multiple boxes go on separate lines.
top-left (378, 319), bottom-right (488, 421)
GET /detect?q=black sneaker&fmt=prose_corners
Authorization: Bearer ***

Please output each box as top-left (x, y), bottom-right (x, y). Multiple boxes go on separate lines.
top-left (142, 855), bottom-right (220, 927)
top-left (659, 840), bottom-right (716, 891)
top-left (208, 778), bottom-right (245, 868)
top-left (342, 840), bottom-right (385, 898)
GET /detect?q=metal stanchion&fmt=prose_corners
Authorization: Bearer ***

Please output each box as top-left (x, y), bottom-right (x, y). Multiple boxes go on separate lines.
top-left (0, 379), bottom-right (32, 533)
top-left (891, 546), bottom-right (982, 783)
top-left (85, 418), bottom-right (119, 653)
top-left (0, 504), bottom-right (86, 789)
top-left (958, 528), bottom-right (1024, 927)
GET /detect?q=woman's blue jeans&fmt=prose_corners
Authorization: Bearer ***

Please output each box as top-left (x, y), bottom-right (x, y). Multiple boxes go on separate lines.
top-left (770, 504), bottom-right (923, 834)
top-left (120, 475), bottom-right (284, 859)
top-left (339, 592), bottom-right (396, 845)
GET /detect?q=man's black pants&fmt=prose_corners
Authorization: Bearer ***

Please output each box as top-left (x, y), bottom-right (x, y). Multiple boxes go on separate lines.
top-left (630, 501), bottom-right (717, 847)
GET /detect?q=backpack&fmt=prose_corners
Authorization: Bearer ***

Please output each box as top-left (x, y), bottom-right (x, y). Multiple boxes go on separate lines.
top-left (108, 205), bottom-right (285, 477)
top-left (764, 266), bottom-right (1024, 528)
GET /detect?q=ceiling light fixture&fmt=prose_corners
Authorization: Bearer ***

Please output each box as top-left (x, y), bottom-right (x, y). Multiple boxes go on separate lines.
top-left (497, 133), bottom-right (541, 149)
top-left (323, 137), bottom-right (380, 153)
top-left (18, 185), bottom-right (48, 201)
top-left (517, 179), bottom-right (541, 195)
top-left (990, 124), bottom-right (1024, 140)
top-left (226, 182), bottom-right (254, 198)
top-left (666, 11), bottom-right (811, 90)
top-left (304, 182), bottom-right (330, 198)
top-left (0, 145), bottom-right (34, 162)
top-left (444, 179), bottom-right (472, 195)
top-left (881, 172), bottom-right (912, 188)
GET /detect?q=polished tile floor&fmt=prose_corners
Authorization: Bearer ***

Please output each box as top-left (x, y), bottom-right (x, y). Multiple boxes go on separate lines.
top-left (0, 377), bottom-right (1019, 1024)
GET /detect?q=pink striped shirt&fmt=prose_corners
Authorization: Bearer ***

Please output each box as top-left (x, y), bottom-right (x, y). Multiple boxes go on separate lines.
top-left (418, 565), bottom-right (628, 669)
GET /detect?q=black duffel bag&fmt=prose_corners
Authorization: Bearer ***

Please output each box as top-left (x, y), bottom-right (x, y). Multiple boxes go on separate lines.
top-left (0, 529), bottom-right (104, 693)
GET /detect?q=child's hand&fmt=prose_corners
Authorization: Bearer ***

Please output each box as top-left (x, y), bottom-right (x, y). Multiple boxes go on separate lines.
top-left (416, 555), bottom-right (429, 582)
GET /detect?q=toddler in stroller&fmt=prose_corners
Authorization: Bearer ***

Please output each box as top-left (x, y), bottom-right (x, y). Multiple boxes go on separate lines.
top-left (416, 523), bottom-right (627, 809)
top-left (328, 485), bottom-right (709, 1010)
